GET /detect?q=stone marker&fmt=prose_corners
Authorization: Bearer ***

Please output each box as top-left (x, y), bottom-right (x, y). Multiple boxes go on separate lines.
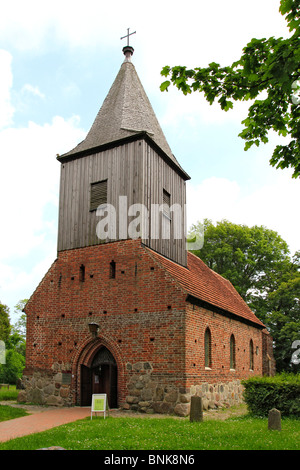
top-left (268, 408), bottom-right (281, 431)
top-left (190, 396), bottom-right (203, 422)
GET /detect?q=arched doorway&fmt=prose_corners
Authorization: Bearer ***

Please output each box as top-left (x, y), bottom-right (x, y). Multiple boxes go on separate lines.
top-left (80, 346), bottom-right (118, 408)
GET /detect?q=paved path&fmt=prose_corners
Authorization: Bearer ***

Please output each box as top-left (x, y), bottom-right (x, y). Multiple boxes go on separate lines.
top-left (0, 405), bottom-right (91, 442)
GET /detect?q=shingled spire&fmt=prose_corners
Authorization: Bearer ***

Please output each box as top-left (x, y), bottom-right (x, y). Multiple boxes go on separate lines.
top-left (60, 46), bottom-right (187, 177)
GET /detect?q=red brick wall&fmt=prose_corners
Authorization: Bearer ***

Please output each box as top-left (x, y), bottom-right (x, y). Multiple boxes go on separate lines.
top-left (22, 238), bottom-right (270, 411)
top-left (185, 303), bottom-right (263, 386)
top-left (24, 239), bottom-right (187, 406)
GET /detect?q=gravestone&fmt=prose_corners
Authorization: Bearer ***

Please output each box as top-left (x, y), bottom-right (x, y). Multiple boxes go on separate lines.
top-left (268, 408), bottom-right (281, 431)
top-left (190, 396), bottom-right (203, 422)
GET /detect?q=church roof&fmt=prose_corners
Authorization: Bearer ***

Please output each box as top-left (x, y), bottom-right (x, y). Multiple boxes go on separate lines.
top-left (146, 246), bottom-right (265, 328)
top-left (59, 47), bottom-right (189, 179)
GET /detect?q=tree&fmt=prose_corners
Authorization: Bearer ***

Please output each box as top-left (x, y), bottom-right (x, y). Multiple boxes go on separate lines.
top-left (190, 219), bottom-right (291, 309)
top-left (160, 0), bottom-right (300, 177)
top-left (11, 299), bottom-right (27, 340)
top-left (0, 300), bottom-right (26, 384)
top-left (0, 349), bottom-right (25, 384)
top-left (0, 302), bottom-right (11, 344)
top-left (266, 268), bottom-right (300, 372)
top-left (189, 219), bottom-right (300, 372)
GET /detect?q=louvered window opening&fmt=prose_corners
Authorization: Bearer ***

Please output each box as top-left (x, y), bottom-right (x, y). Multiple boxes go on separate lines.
top-left (90, 180), bottom-right (107, 211)
top-left (163, 189), bottom-right (171, 219)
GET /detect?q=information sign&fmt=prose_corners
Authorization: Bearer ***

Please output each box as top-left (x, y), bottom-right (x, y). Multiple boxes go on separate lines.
top-left (91, 393), bottom-right (109, 419)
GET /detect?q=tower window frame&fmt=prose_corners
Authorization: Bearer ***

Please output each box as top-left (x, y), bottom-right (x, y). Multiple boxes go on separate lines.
top-left (90, 179), bottom-right (108, 212)
top-left (162, 189), bottom-right (171, 239)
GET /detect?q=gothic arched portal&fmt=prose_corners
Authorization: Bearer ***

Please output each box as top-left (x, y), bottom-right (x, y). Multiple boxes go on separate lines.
top-left (80, 346), bottom-right (118, 408)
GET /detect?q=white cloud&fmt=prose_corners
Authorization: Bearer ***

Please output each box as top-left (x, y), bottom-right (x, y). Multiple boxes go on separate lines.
top-left (0, 115), bottom-right (85, 260)
top-left (21, 84), bottom-right (45, 99)
top-left (0, 1), bottom-right (288, 57)
top-left (186, 173), bottom-right (300, 255)
top-left (0, 50), bottom-right (86, 315)
top-left (160, 87), bottom-right (252, 131)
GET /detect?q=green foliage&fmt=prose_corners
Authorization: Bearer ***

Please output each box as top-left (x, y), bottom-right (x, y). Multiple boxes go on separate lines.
top-left (0, 302), bottom-right (11, 344)
top-left (189, 219), bottom-right (291, 305)
top-left (242, 373), bottom-right (300, 417)
top-left (0, 300), bottom-right (26, 384)
top-left (0, 349), bottom-right (25, 384)
top-left (160, 1), bottom-right (300, 177)
top-left (11, 299), bottom-right (27, 340)
top-left (267, 272), bottom-right (300, 372)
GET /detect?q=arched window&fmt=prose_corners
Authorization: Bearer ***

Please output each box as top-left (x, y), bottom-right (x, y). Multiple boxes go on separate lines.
top-left (250, 339), bottom-right (254, 370)
top-left (109, 260), bottom-right (116, 279)
top-left (230, 334), bottom-right (236, 369)
top-left (79, 264), bottom-right (85, 282)
top-left (204, 327), bottom-right (212, 368)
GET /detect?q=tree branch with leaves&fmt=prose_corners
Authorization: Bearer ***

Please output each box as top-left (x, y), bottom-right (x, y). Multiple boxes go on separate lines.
top-left (160, 0), bottom-right (300, 177)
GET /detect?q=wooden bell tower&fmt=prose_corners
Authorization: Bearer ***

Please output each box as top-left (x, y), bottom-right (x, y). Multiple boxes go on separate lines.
top-left (56, 44), bottom-right (190, 266)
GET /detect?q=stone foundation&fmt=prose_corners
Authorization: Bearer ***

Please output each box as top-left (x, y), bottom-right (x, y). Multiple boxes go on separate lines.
top-left (124, 371), bottom-right (244, 416)
top-left (18, 364), bottom-right (73, 407)
top-left (19, 366), bottom-right (244, 416)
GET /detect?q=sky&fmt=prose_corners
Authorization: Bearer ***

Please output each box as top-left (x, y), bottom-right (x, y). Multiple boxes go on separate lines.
top-left (0, 0), bottom-right (299, 323)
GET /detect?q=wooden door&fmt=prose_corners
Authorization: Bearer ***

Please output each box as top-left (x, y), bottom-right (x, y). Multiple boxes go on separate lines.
top-left (80, 365), bottom-right (92, 406)
top-left (92, 364), bottom-right (117, 408)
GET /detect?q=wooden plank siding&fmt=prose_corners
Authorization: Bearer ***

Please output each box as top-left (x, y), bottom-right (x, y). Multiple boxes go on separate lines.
top-left (57, 139), bottom-right (187, 266)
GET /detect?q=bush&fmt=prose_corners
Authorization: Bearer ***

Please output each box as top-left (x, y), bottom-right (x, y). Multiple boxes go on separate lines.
top-left (0, 385), bottom-right (19, 401)
top-left (242, 373), bottom-right (300, 418)
top-left (0, 350), bottom-right (25, 385)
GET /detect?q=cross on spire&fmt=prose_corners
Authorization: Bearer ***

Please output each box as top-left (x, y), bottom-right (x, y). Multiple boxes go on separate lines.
top-left (120, 28), bottom-right (136, 47)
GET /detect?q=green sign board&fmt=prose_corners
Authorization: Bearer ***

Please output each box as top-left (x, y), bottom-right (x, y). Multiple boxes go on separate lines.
top-left (91, 394), bottom-right (108, 419)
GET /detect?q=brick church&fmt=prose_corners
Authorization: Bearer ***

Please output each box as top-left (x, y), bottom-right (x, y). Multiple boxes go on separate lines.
top-left (20, 44), bottom-right (275, 415)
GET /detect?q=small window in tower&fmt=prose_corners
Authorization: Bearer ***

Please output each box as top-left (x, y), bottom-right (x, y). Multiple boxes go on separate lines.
top-left (163, 189), bottom-right (171, 218)
top-left (162, 189), bottom-right (171, 239)
top-left (110, 260), bottom-right (116, 279)
top-left (79, 264), bottom-right (85, 282)
top-left (90, 179), bottom-right (107, 211)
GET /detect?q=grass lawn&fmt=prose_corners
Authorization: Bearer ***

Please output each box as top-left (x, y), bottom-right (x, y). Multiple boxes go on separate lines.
top-left (0, 386), bottom-right (29, 422)
top-left (0, 385), bottom-right (19, 402)
top-left (0, 404), bottom-right (29, 422)
top-left (0, 409), bottom-right (299, 450)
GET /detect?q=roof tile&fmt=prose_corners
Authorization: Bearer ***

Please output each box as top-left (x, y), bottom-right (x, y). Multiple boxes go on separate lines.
top-left (146, 247), bottom-right (265, 328)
